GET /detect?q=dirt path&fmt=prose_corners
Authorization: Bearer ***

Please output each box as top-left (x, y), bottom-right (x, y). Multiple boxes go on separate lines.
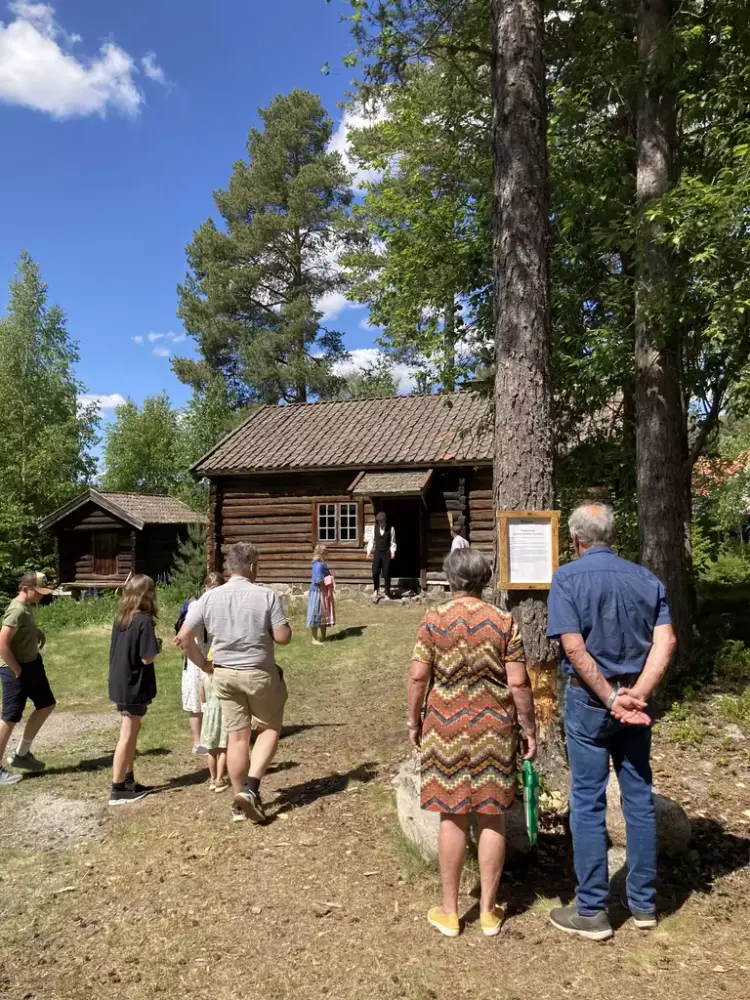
top-left (0, 606), bottom-right (747, 1000)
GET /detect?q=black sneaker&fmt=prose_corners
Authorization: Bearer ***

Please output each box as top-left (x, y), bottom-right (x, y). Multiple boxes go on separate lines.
top-left (7, 751), bottom-right (45, 772)
top-left (125, 781), bottom-right (153, 795)
top-left (631, 910), bottom-right (657, 929)
top-left (549, 904), bottom-right (613, 941)
top-left (109, 786), bottom-right (150, 806)
top-left (233, 788), bottom-right (266, 824)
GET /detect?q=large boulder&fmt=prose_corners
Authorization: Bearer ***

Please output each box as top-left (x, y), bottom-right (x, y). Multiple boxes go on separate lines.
top-left (393, 757), bottom-right (531, 860)
top-left (605, 778), bottom-right (692, 853)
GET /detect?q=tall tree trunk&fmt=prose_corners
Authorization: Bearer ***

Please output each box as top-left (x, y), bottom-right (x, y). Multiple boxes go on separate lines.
top-left (634, 0), bottom-right (693, 670)
top-left (490, 0), bottom-right (565, 785)
top-left (443, 297), bottom-right (456, 392)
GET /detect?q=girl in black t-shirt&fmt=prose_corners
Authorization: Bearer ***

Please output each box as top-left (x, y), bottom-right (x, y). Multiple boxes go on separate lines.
top-left (108, 575), bottom-right (161, 805)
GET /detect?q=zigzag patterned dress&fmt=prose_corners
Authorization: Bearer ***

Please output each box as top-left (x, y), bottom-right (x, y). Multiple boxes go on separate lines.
top-left (413, 597), bottom-right (524, 815)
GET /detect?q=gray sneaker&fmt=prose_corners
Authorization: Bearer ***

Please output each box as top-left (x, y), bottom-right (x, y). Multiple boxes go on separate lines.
top-left (0, 767), bottom-right (23, 786)
top-left (232, 788), bottom-right (266, 824)
top-left (631, 910), bottom-right (657, 929)
top-left (7, 751), bottom-right (45, 772)
top-left (549, 904), bottom-right (613, 941)
top-left (230, 804), bottom-right (248, 823)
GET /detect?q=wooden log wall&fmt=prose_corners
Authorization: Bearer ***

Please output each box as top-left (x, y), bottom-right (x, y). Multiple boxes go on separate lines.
top-left (425, 470), bottom-right (470, 583)
top-left (468, 467), bottom-right (494, 557)
top-left (137, 525), bottom-right (188, 582)
top-left (217, 473), bottom-right (375, 585)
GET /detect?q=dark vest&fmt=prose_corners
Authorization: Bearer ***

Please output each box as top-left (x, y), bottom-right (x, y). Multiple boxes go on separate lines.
top-left (373, 525), bottom-right (390, 553)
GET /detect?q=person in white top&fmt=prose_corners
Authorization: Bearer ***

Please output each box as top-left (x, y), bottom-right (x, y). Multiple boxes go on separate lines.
top-left (366, 511), bottom-right (397, 602)
top-left (450, 525), bottom-right (470, 552)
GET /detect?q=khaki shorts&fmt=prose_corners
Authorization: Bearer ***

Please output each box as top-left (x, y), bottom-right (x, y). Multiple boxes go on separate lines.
top-left (211, 665), bottom-right (287, 732)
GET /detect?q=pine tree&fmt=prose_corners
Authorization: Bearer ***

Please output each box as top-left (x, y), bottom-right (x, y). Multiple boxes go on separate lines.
top-left (175, 90), bottom-right (361, 404)
top-left (169, 523), bottom-right (208, 602)
top-left (0, 253), bottom-right (98, 593)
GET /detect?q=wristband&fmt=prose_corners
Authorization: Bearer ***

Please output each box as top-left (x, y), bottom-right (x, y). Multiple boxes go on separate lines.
top-left (605, 688), bottom-right (618, 711)
top-left (407, 721), bottom-right (421, 731)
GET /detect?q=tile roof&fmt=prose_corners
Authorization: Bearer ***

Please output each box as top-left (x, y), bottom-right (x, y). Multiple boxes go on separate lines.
top-left (98, 493), bottom-right (205, 526)
top-left (193, 392), bottom-right (493, 476)
top-left (351, 470), bottom-right (433, 496)
top-left (39, 490), bottom-right (205, 532)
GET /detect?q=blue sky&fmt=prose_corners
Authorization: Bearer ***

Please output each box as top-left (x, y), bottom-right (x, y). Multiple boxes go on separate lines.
top-left (0, 0), bottom-right (393, 424)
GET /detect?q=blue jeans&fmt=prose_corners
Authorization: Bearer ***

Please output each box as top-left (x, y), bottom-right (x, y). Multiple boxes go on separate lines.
top-left (565, 683), bottom-right (657, 916)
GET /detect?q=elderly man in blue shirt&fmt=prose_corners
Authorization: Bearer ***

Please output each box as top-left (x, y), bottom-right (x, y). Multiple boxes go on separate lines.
top-left (547, 503), bottom-right (677, 941)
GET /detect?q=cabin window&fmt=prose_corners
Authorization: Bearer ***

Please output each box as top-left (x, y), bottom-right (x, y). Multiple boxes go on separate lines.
top-left (315, 501), bottom-right (360, 546)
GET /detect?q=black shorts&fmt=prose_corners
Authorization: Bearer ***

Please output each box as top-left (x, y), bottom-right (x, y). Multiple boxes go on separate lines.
top-left (0, 656), bottom-right (56, 724)
top-left (116, 705), bottom-right (149, 718)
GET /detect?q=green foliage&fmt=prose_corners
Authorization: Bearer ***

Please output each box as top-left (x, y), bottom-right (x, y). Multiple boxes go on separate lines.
top-left (168, 524), bottom-right (208, 602)
top-left (721, 689), bottom-right (750, 727)
top-left (176, 90), bottom-right (362, 404)
top-left (0, 253), bottom-right (99, 596)
top-left (101, 393), bottom-right (181, 496)
top-left (334, 352), bottom-right (397, 400)
top-left (714, 640), bottom-right (750, 685)
top-left (342, 56), bottom-right (491, 390)
top-left (697, 543), bottom-right (750, 587)
top-left (34, 586), bottom-right (183, 633)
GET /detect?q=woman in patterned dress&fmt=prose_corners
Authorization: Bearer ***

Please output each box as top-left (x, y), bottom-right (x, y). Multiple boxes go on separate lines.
top-left (408, 548), bottom-right (537, 938)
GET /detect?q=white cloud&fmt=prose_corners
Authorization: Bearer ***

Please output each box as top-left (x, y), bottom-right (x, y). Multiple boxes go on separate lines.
top-left (327, 104), bottom-right (388, 188)
top-left (146, 330), bottom-right (184, 344)
top-left (152, 346), bottom-right (170, 358)
top-left (78, 392), bottom-right (126, 414)
top-left (141, 52), bottom-right (166, 85)
top-left (132, 335), bottom-right (143, 344)
top-left (318, 290), bottom-right (362, 323)
top-left (333, 348), bottom-right (416, 395)
top-left (0, 2), bottom-right (165, 119)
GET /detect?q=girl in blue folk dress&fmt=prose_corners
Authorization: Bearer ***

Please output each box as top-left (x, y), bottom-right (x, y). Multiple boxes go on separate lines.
top-left (307, 544), bottom-right (335, 645)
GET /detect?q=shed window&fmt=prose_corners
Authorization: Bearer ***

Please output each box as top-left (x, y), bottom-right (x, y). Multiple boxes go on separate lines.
top-left (315, 502), bottom-right (359, 545)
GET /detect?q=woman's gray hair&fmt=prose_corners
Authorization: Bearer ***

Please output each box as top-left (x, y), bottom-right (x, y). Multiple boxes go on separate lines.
top-left (443, 548), bottom-right (492, 596)
top-left (568, 503), bottom-right (616, 549)
top-left (225, 542), bottom-right (259, 573)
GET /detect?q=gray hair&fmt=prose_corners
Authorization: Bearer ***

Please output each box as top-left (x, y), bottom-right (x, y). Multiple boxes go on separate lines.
top-left (443, 547), bottom-right (492, 596)
top-left (225, 542), bottom-right (259, 573)
top-left (568, 503), bottom-right (616, 549)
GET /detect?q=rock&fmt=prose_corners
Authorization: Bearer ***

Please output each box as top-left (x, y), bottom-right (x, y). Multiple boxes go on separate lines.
top-left (723, 724), bottom-right (745, 742)
top-left (607, 847), bottom-right (627, 874)
top-left (606, 779), bottom-right (691, 853)
top-left (393, 757), bottom-right (531, 860)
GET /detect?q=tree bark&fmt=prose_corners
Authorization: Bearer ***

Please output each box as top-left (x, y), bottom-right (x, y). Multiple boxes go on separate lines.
top-left (490, 0), bottom-right (565, 785)
top-left (634, 0), bottom-right (693, 669)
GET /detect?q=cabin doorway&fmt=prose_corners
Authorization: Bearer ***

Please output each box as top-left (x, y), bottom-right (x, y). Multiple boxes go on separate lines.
top-left (92, 532), bottom-right (119, 577)
top-left (378, 497), bottom-right (422, 590)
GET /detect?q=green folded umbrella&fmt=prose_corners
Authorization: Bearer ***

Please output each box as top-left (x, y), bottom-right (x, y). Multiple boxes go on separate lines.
top-left (522, 759), bottom-right (540, 847)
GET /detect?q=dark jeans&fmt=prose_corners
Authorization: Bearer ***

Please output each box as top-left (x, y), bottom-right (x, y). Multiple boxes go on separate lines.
top-left (372, 551), bottom-right (392, 595)
top-left (565, 683), bottom-right (657, 916)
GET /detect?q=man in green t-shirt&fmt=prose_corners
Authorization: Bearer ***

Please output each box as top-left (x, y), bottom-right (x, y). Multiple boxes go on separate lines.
top-left (0, 572), bottom-right (56, 786)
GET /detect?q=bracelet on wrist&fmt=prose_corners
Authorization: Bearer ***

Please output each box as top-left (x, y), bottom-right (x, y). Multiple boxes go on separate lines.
top-left (605, 688), bottom-right (618, 711)
top-left (407, 721), bottom-right (421, 731)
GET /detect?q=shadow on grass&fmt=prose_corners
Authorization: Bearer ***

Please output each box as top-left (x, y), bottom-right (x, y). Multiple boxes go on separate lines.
top-left (492, 815), bottom-right (750, 928)
top-left (25, 746), bottom-right (171, 779)
top-left (269, 760), bottom-right (378, 818)
top-left (279, 723), bottom-right (343, 741)
top-left (327, 626), bottom-right (368, 642)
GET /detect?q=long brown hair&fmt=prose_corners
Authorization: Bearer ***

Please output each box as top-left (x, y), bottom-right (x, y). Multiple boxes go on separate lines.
top-left (116, 574), bottom-right (157, 629)
top-left (204, 572), bottom-right (223, 590)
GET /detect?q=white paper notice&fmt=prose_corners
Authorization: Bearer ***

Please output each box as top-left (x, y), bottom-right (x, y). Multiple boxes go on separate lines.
top-left (364, 525), bottom-right (375, 543)
top-left (507, 518), bottom-right (553, 585)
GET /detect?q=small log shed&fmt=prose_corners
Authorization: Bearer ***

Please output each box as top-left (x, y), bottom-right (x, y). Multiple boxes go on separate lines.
top-left (39, 490), bottom-right (205, 594)
top-left (191, 392), bottom-right (495, 590)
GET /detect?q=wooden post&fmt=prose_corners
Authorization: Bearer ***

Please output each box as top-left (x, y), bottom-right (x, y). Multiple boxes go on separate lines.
top-left (419, 499), bottom-right (428, 592)
top-left (130, 530), bottom-right (137, 577)
top-left (207, 482), bottom-right (222, 574)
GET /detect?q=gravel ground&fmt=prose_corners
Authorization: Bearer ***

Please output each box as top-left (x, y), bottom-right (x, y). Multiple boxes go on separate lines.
top-left (30, 712), bottom-right (118, 751)
top-left (15, 793), bottom-right (106, 851)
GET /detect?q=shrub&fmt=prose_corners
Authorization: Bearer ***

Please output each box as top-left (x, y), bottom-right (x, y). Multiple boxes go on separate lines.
top-left (698, 543), bottom-right (750, 586)
top-left (714, 640), bottom-right (750, 685)
top-left (36, 586), bottom-right (184, 634)
top-left (721, 689), bottom-right (750, 727)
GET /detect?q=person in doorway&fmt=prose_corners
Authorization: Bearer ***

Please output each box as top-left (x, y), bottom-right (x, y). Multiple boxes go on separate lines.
top-left (108, 575), bottom-right (162, 805)
top-left (450, 523), bottom-right (470, 552)
top-left (547, 503), bottom-right (677, 941)
top-left (0, 572), bottom-right (56, 785)
top-left (177, 543), bottom-right (292, 824)
top-left (409, 548), bottom-right (537, 938)
top-left (367, 510), bottom-right (396, 603)
top-left (307, 545), bottom-right (335, 645)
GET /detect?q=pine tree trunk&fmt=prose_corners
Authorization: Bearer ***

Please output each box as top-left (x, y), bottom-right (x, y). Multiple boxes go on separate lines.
top-left (634, 0), bottom-right (693, 670)
top-left (490, 0), bottom-right (565, 785)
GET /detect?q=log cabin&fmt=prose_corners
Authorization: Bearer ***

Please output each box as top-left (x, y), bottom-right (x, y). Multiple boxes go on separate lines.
top-left (39, 490), bottom-right (205, 594)
top-left (192, 392), bottom-right (495, 591)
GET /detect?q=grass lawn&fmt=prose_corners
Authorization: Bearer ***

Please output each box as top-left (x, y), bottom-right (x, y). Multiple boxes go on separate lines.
top-left (0, 600), bottom-right (748, 1000)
